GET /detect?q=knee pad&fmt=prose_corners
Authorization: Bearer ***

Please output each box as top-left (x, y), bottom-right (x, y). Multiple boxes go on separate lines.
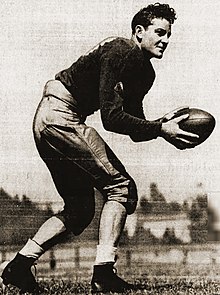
top-left (127, 179), bottom-right (138, 214)
top-left (123, 178), bottom-right (138, 215)
top-left (103, 175), bottom-right (138, 215)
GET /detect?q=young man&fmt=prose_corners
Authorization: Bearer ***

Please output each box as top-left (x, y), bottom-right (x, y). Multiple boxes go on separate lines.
top-left (2, 3), bottom-right (199, 293)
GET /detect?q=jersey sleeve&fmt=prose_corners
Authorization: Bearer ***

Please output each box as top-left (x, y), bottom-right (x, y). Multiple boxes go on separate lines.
top-left (99, 47), bottom-right (162, 142)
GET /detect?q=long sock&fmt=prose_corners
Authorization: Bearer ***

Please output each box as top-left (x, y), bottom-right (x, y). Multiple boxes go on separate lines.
top-left (19, 239), bottom-right (44, 260)
top-left (95, 245), bottom-right (117, 265)
top-left (19, 217), bottom-right (67, 259)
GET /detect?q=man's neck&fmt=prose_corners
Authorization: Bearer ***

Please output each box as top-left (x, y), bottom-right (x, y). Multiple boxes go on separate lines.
top-left (130, 35), bottom-right (152, 61)
top-left (130, 34), bottom-right (140, 48)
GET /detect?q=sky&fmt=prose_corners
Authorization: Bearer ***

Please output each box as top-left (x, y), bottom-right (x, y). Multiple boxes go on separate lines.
top-left (0, 0), bottom-right (220, 210)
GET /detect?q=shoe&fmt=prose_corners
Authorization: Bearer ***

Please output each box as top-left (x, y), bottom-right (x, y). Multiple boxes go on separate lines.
top-left (1, 253), bottom-right (38, 293)
top-left (91, 264), bottom-right (134, 293)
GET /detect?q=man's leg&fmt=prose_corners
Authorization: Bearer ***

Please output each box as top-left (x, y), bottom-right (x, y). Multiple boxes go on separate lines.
top-left (2, 121), bottom-right (137, 293)
top-left (19, 216), bottom-right (67, 258)
top-left (39, 123), bottom-right (138, 292)
top-left (27, 217), bottom-right (67, 251)
top-left (99, 201), bottom-right (126, 246)
top-left (18, 150), bottom-right (96, 255)
top-left (90, 201), bottom-right (131, 293)
top-left (1, 216), bottom-right (67, 292)
top-left (1, 147), bottom-right (95, 293)
top-left (90, 149), bottom-right (138, 292)
top-left (95, 201), bottom-right (126, 264)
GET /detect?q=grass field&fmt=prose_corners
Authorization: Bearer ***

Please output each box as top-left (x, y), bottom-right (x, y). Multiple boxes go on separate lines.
top-left (1, 276), bottom-right (220, 295)
top-left (1, 243), bottom-right (220, 294)
top-left (1, 262), bottom-right (220, 295)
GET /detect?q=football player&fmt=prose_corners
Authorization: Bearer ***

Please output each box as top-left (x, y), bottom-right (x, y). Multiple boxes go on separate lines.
top-left (2, 3), bottom-right (198, 293)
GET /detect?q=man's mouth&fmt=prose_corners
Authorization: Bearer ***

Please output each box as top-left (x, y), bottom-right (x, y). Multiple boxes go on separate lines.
top-left (157, 46), bottom-right (165, 51)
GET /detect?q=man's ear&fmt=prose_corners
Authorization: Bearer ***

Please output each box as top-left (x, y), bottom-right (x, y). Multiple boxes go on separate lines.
top-left (134, 25), bottom-right (145, 43)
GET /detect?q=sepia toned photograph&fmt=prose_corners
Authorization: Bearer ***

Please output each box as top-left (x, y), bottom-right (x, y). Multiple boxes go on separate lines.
top-left (0, 0), bottom-right (220, 294)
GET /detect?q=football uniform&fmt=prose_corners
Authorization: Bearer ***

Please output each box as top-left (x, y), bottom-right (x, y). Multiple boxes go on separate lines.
top-left (33, 37), bottom-right (162, 234)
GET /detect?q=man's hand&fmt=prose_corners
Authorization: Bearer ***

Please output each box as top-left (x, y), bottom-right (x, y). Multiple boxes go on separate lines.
top-left (161, 114), bottom-right (199, 150)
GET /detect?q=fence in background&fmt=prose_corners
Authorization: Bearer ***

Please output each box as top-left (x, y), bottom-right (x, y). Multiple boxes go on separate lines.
top-left (1, 242), bottom-right (220, 280)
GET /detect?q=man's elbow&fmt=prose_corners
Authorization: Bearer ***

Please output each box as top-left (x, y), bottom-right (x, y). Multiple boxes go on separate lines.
top-left (101, 114), bottom-right (124, 134)
top-left (102, 119), bottom-right (117, 132)
top-left (101, 111), bottom-right (117, 132)
top-left (129, 134), bottom-right (141, 142)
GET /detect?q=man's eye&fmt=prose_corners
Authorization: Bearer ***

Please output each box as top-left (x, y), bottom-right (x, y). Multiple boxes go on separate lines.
top-left (156, 30), bottom-right (165, 36)
top-left (156, 30), bottom-right (171, 38)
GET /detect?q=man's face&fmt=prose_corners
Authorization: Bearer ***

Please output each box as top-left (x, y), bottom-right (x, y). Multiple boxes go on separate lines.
top-left (138, 18), bottom-right (172, 59)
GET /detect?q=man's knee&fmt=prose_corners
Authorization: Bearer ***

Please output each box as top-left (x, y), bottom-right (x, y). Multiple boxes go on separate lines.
top-left (103, 175), bottom-right (138, 215)
top-left (123, 178), bottom-right (138, 214)
top-left (56, 205), bottom-right (95, 235)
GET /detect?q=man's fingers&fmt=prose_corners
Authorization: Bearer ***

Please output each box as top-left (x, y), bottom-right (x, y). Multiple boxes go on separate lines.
top-left (173, 115), bottom-right (200, 139)
top-left (175, 106), bottom-right (189, 111)
top-left (163, 106), bottom-right (189, 121)
top-left (173, 114), bottom-right (189, 123)
top-left (174, 137), bottom-right (198, 150)
top-left (176, 137), bottom-right (197, 145)
top-left (163, 134), bottom-right (197, 150)
top-left (173, 106), bottom-right (189, 115)
top-left (178, 129), bottom-right (199, 139)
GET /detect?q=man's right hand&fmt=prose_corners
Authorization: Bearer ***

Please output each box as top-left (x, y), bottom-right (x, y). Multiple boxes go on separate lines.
top-left (161, 114), bottom-right (199, 150)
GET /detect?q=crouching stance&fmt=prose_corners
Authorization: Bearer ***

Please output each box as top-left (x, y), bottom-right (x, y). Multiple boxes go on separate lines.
top-left (2, 3), bottom-right (198, 293)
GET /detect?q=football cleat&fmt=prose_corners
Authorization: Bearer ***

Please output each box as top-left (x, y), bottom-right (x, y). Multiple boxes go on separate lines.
top-left (91, 264), bottom-right (134, 293)
top-left (1, 253), bottom-right (38, 293)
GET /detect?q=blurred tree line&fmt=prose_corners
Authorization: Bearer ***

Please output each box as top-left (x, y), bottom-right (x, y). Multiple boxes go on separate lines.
top-left (138, 183), bottom-right (184, 216)
top-left (121, 182), bottom-right (208, 245)
top-left (188, 193), bottom-right (208, 243)
top-left (0, 188), bottom-right (53, 245)
top-left (0, 182), bottom-right (207, 246)
top-left (0, 187), bottom-right (102, 245)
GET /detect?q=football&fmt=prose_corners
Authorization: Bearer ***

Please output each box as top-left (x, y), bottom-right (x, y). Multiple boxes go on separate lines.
top-left (177, 108), bottom-right (215, 145)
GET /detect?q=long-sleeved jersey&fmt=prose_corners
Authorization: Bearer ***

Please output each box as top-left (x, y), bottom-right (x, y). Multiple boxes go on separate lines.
top-left (55, 37), bottom-right (162, 142)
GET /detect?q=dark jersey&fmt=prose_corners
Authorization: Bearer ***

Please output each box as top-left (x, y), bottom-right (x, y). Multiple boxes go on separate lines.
top-left (55, 37), bottom-right (162, 142)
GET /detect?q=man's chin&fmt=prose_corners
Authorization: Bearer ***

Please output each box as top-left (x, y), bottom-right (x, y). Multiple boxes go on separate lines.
top-left (154, 52), bottom-right (163, 59)
top-left (143, 49), bottom-right (164, 59)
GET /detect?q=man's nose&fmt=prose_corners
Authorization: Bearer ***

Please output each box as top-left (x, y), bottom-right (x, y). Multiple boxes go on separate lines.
top-left (161, 34), bottom-right (169, 44)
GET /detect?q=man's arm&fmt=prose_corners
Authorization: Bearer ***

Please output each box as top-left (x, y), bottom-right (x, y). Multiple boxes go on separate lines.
top-left (99, 49), bottom-right (199, 148)
top-left (99, 51), bottom-right (162, 142)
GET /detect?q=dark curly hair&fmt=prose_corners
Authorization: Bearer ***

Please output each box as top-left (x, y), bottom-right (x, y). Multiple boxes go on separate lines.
top-left (131, 3), bottom-right (177, 34)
